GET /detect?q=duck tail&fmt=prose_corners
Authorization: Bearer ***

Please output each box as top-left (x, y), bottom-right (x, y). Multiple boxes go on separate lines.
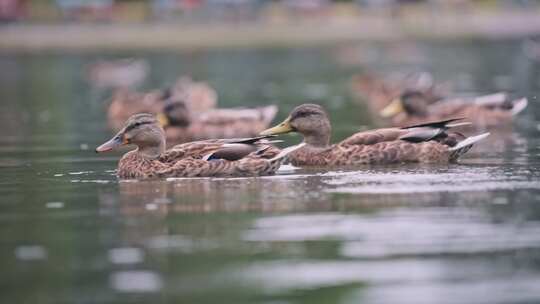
top-left (449, 132), bottom-right (490, 161)
top-left (511, 98), bottom-right (528, 116)
top-left (269, 143), bottom-right (306, 163)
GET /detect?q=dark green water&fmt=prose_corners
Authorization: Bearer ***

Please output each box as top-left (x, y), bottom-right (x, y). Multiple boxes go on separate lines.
top-left (1, 40), bottom-right (540, 304)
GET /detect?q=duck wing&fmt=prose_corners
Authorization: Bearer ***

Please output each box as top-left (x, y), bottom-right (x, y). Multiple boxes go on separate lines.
top-left (160, 135), bottom-right (277, 162)
top-left (340, 118), bottom-right (467, 147)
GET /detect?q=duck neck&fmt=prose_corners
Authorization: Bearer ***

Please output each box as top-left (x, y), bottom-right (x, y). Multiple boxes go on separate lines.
top-left (137, 137), bottom-right (166, 159)
top-left (303, 123), bottom-right (331, 147)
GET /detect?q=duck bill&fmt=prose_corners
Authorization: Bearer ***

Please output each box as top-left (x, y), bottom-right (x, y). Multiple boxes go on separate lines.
top-left (260, 117), bottom-right (293, 136)
top-left (95, 135), bottom-right (124, 153)
top-left (156, 112), bottom-right (169, 127)
top-left (380, 98), bottom-right (405, 118)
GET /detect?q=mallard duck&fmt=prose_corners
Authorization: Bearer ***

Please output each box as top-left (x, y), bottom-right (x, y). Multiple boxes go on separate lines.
top-left (107, 76), bottom-right (217, 131)
top-left (380, 90), bottom-right (528, 129)
top-left (350, 72), bottom-right (447, 113)
top-left (96, 113), bottom-right (302, 179)
top-left (157, 99), bottom-right (278, 145)
top-left (260, 104), bottom-right (489, 167)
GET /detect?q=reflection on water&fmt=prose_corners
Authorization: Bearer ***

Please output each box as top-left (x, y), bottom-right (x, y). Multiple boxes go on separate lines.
top-left (1, 40), bottom-right (540, 303)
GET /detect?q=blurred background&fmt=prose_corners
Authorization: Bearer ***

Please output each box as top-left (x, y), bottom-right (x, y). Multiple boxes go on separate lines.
top-left (1, 1), bottom-right (540, 304)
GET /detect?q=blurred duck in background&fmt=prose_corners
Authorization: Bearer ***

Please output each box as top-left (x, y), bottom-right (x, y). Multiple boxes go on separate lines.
top-left (107, 76), bottom-right (217, 130)
top-left (106, 76), bottom-right (277, 145)
top-left (107, 87), bottom-right (169, 131)
top-left (158, 98), bottom-right (278, 145)
top-left (95, 113), bottom-right (303, 179)
top-left (380, 90), bottom-right (528, 130)
top-left (350, 71), bottom-right (450, 113)
top-left (260, 103), bottom-right (489, 167)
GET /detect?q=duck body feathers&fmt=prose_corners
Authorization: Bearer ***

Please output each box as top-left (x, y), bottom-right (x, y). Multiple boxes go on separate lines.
top-left (117, 136), bottom-right (290, 179)
top-left (289, 127), bottom-right (467, 167)
top-left (260, 104), bottom-right (486, 168)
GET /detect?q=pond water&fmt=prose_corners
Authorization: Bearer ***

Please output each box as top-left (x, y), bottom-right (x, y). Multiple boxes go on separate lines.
top-left (1, 40), bottom-right (540, 304)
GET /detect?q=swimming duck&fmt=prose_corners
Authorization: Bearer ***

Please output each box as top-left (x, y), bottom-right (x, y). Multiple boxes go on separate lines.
top-left (260, 104), bottom-right (489, 167)
top-left (157, 100), bottom-right (278, 145)
top-left (96, 113), bottom-right (302, 179)
top-left (107, 76), bottom-right (216, 131)
top-left (350, 72), bottom-right (447, 113)
top-left (380, 90), bottom-right (528, 129)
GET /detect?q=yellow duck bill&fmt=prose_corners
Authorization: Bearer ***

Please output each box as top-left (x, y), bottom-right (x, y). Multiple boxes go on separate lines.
top-left (259, 116), bottom-right (294, 135)
top-left (380, 98), bottom-right (405, 118)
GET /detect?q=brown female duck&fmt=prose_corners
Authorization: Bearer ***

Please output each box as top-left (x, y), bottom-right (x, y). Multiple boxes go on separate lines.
top-left (350, 72), bottom-right (447, 113)
top-left (107, 76), bottom-right (216, 131)
top-left (380, 90), bottom-right (528, 129)
top-left (96, 113), bottom-right (303, 179)
top-left (157, 99), bottom-right (278, 145)
top-left (260, 104), bottom-right (489, 167)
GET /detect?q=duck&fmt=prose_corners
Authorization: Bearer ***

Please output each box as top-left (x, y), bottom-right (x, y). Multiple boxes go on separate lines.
top-left (260, 103), bottom-right (489, 167)
top-left (157, 99), bottom-right (278, 145)
top-left (350, 71), bottom-right (447, 113)
top-left (96, 113), bottom-right (303, 179)
top-left (107, 76), bottom-right (217, 131)
top-left (380, 90), bottom-right (528, 129)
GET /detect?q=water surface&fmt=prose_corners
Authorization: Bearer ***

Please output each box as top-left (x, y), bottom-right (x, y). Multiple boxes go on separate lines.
top-left (1, 40), bottom-right (540, 303)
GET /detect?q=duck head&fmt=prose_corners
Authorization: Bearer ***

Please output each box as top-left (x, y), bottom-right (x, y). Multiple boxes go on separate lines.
top-left (96, 113), bottom-right (166, 159)
top-left (156, 99), bottom-right (192, 128)
top-left (380, 90), bottom-right (430, 118)
top-left (260, 103), bottom-right (331, 147)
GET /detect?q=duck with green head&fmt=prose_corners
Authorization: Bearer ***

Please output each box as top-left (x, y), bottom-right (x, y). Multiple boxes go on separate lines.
top-left (260, 103), bottom-right (489, 167)
top-left (96, 113), bottom-right (303, 179)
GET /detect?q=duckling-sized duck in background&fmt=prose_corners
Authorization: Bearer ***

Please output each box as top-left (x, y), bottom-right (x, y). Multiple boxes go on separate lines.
top-left (260, 104), bottom-right (489, 167)
top-left (157, 99), bottom-right (278, 145)
top-left (380, 90), bottom-right (528, 129)
top-left (96, 113), bottom-right (302, 179)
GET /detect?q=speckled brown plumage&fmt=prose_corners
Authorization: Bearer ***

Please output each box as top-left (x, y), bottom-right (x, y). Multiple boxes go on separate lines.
top-left (261, 104), bottom-right (487, 167)
top-left (97, 113), bottom-right (298, 179)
